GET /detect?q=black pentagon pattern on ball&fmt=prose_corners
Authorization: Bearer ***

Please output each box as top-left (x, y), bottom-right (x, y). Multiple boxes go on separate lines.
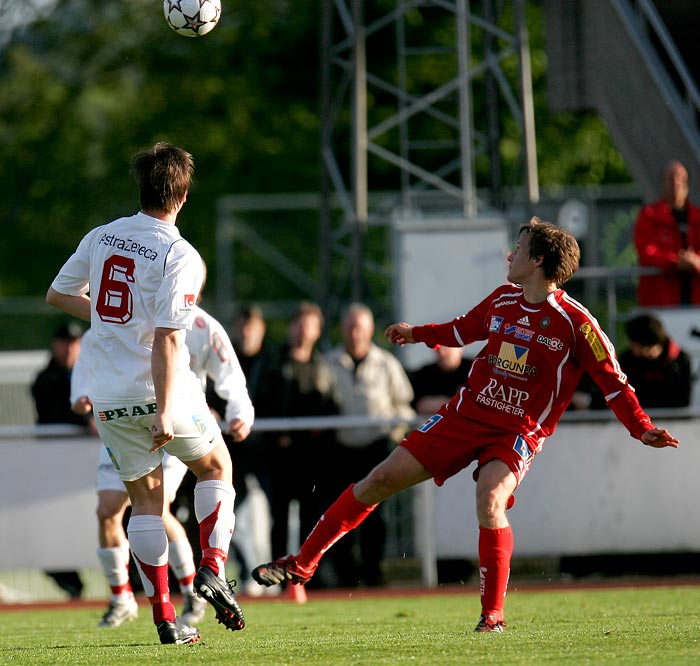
top-left (165, 0), bottom-right (221, 37)
top-left (183, 10), bottom-right (207, 35)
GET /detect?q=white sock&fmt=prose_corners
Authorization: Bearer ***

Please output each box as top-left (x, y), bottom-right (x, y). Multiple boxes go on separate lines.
top-left (127, 514), bottom-right (168, 598)
top-left (194, 480), bottom-right (235, 579)
top-left (97, 542), bottom-right (132, 599)
top-left (168, 538), bottom-right (196, 593)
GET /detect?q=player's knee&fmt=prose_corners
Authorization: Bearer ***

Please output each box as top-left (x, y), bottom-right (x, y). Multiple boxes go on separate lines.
top-left (475, 486), bottom-right (507, 526)
top-left (360, 466), bottom-right (398, 502)
top-left (96, 505), bottom-right (121, 527)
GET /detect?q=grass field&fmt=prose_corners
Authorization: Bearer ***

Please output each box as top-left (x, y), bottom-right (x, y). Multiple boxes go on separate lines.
top-left (1, 584), bottom-right (699, 665)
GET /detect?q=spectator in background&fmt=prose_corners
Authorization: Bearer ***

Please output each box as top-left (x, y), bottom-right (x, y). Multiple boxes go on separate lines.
top-left (30, 320), bottom-right (89, 600)
top-left (588, 313), bottom-right (693, 410)
top-left (409, 345), bottom-right (472, 416)
top-left (220, 303), bottom-right (274, 593)
top-left (31, 322), bottom-right (90, 428)
top-left (231, 305), bottom-right (270, 399)
top-left (322, 303), bottom-right (414, 587)
top-left (263, 302), bottom-right (338, 567)
top-left (634, 160), bottom-right (700, 306)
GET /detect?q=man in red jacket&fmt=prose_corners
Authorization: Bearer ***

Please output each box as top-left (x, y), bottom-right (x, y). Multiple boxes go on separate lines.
top-left (634, 160), bottom-right (700, 306)
top-left (252, 217), bottom-right (679, 633)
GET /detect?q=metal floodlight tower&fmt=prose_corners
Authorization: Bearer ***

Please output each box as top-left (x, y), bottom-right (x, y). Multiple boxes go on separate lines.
top-left (319, 0), bottom-right (538, 317)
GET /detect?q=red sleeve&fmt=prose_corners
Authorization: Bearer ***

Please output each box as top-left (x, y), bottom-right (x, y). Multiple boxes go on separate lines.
top-left (606, 390), bottom-right (654, 440)
top-left (575, 313), bottom-right (654, 440)
top-left (412, 288), bottom-right (497, 348)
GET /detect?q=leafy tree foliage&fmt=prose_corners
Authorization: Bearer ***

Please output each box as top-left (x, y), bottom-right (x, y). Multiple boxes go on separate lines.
top-left (0, 0), bottom-right (322, 297)
top-left (0, 0), bottom-right (628, 302)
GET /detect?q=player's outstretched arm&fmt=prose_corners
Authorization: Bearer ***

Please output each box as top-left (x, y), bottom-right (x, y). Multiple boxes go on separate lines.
top-left (385, 322), bottom-right (415, 346)
top-left (641, 427), bottom-right (679, 449)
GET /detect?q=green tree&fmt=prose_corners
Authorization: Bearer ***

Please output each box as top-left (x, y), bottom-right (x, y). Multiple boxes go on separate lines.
top-left (0, 0), bottom-right (630, 308)
top-left (0, 0), bottom-right (322, 299)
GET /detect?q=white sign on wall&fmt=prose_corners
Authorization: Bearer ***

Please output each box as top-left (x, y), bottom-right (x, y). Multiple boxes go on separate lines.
top-left (392, 213), bottom-right (511, 370)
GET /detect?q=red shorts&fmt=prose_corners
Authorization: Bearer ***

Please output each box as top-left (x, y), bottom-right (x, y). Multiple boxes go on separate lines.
top-left (401, 404), bottom-right (544, 488)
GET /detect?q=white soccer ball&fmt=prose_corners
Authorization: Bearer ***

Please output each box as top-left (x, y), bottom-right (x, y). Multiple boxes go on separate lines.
top-left (164, 0), bottom-right (222, 38)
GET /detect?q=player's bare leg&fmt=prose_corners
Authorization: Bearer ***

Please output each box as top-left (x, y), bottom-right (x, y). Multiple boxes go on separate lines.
top-left (252, 446), bottom-right (431, 587)
top-left (474, 459), bottom-right (516, 633)
top-left (96, 490), bottom-right (138, 627)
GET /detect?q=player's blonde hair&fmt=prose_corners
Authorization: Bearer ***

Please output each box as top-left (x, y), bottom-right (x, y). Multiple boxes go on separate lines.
top-left (518, 216), bottom-right (580, 286)
top-left (130, 142), bottom-right (194, 215)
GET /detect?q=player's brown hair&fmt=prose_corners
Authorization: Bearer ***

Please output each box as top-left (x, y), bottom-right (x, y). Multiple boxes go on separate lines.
top-left (518, 216), bottom-right (580, 286)
top-left (130, 142), bottom-right (194, 215)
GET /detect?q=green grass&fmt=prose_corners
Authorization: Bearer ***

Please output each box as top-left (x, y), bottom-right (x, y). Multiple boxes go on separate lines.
top-left (1, 585), bottom-right (700, 665)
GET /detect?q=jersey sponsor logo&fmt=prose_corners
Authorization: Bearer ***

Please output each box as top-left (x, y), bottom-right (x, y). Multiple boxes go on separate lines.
top-left (418, 413), bottom-right (443, 433)
top-left (192, 413), bottom-right (208, 433)
top-left (517, 316), bottom-right (530, 326)
top-left (97, 233), bottom-right (158, 261)
top-left (488, 342), bottom-right (537, 376)
top-left (494, 299), bottom-right (517, 309)
top-left (536, 333), bottom-right (564, 351)
top-left (504, 324), bottom-right (534, 341)
top-left (184, 294), bottom-right (196, 308)
top-left (580, 322), bottom-right (607, 361)
top-left (98, 403), bottom-right (158, 421)
top-left (512, 435), bottom-right (531, 461)
top-left (489, 316), bottom-right (503, 333)
top-left (476, 378), bottom-right (529, 416)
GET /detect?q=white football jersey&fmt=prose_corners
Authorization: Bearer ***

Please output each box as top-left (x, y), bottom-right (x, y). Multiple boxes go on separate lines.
top-left (52, 211), bottom-right (203, 403)
top-left (186, 305), bottom-right (255, 428)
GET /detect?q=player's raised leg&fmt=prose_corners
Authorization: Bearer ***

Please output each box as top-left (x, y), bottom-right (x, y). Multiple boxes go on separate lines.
top-left (188, 440), bottom-right (246, 631)
top-left (252, 446), bottom-right (431, 587)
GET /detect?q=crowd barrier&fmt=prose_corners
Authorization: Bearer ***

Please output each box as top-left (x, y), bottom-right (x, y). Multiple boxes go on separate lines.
top-left (2, 411), bottom-right (698, 586)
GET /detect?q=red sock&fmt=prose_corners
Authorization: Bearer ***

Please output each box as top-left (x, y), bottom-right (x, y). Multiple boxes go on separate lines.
top-left (133, 554), bottom-right (175, 624)
top-left (297, 484), bottom-right (376, 569)
top-left (478, 525), bottom-right (513, 621)
top-left (109, 582), bottom-right (133, 596)
top-left (179, 573), bottom-right (195, 588)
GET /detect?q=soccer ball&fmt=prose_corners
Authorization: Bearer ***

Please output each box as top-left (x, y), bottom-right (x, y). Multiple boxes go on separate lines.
top-left (164, 0), bottom-right (222, 37)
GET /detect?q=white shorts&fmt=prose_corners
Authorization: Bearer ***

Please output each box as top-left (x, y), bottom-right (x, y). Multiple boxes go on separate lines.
top-left (92, 390), bottom-right (220, 483)
top-left (96, 446), bottom-right (189, 503)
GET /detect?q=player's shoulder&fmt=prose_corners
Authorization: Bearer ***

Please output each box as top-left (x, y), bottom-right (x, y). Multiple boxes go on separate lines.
top-left (166, 233), bottom-right (199, 256)
top-left (487, 283), bottom-right (524, 305)
top-left (550, 290), bottom-right (599, 330)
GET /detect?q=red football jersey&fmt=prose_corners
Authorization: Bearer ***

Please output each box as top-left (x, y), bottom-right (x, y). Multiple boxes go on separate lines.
top-left (412, 284), bottom-right (653, 441)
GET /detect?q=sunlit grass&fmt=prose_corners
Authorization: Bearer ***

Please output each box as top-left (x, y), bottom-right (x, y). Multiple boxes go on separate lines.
top-left (1, 585), bottom-right (699, 665)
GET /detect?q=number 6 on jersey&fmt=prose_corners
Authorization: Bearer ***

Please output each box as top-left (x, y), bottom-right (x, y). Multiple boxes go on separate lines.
top-left (96, 255), bottom-right (135, 324)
